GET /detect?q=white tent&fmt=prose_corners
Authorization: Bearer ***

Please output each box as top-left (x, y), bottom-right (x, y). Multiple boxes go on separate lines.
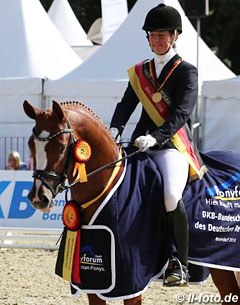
top-left (87, 18), bottom-right (103, 45)
top-left (0, 0), bottom-right (82, 79)
top-left (0, 0), bottom-right (83, 150)
top-left (0, 77), bottom-right (43, 169)
top-left (48, 0), bottom-right (93, 47)
top-left (44, 0), bottom-right (235, 140)
top-left (101, 0), bottom-right (128, 44)
top-left (201, 77), bottom-right (240, 153)
top-left (45, 0), bottom-right (234, 82)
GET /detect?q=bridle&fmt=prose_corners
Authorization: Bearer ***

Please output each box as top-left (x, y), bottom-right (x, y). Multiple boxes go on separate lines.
top-left (32, 123), bottom-right (74, 197)
top-left (31, 122), bottom-right (142, 199)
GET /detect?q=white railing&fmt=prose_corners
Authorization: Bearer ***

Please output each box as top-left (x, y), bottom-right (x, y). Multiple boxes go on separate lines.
top-left (0, 227), bottom-right (62, 250)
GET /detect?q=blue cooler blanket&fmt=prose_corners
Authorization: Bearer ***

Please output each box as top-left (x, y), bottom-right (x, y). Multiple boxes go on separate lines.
top-left (56, 149), bottom-right (240, 301)
top-left (184, 151), bottom-right (240, 270)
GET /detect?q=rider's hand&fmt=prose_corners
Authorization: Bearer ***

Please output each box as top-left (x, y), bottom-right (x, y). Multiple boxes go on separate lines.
top-left (134, 135), bottom-right (157, 152)
top-left (109, 127), bottom-right (120, 143)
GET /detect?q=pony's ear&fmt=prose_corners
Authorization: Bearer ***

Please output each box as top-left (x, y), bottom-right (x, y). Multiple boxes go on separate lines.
top-left (52, 100), bottom-right (65, 121)
top-left (23, 100), bottom-right (40, 120)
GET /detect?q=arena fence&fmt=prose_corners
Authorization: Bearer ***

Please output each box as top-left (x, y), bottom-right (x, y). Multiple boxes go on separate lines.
top-left (0, 123), bottom-right (201, 170)
top-left (0, 228), bottom-right (62, 250)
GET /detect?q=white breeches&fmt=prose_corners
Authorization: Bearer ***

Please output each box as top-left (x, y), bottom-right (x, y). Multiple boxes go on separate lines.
top-left (148, 148), bottom-right (189, 212)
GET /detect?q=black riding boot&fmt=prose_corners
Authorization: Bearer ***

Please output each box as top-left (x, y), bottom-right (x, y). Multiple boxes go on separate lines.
top-left (164, 199), bottom-right (189, 286)
top-left (169, 199), bottom-right (189, 266)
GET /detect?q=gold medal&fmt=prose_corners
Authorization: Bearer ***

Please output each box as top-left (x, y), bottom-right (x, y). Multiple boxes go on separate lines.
top-left (152, 92), bottom-right (162, 103)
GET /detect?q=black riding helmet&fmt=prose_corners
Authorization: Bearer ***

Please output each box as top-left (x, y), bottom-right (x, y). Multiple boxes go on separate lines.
top-left (142, 4), bottom-right (182, 34)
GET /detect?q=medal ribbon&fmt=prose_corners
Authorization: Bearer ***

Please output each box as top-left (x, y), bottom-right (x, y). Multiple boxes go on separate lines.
top-left (128, 60), bottom-right (207, 180)
top-left (145, 57), bottom-right (183, 95)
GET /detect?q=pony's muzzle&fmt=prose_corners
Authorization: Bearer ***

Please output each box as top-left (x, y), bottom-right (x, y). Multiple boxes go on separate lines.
top-left (28, 184), bottom-right (54, 211)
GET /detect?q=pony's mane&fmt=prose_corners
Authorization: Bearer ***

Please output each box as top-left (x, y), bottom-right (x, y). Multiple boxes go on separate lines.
top-left (59, 101), bottom-right (110, 134)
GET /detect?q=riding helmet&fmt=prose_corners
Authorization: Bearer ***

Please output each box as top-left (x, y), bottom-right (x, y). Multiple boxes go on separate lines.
top-left (142, 4), bottom-right (182, 34)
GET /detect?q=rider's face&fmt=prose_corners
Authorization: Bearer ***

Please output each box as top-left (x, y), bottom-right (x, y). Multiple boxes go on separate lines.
top-left (148, 31), bottom-right (177, 55)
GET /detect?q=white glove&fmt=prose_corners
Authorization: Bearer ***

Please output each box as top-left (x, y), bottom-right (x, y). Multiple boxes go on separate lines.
top-left (109, 127), bottom-right (120, 143)
top-left (134, 135), bottom-right (157, 152)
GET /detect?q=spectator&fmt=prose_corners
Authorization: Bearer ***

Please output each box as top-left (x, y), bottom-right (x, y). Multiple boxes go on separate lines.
top-left (6, 151), bottom-right (27, 170)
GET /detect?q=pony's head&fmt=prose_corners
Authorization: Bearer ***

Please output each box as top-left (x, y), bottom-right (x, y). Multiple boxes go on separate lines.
top-left (23, 100), bottom-right (74, 211)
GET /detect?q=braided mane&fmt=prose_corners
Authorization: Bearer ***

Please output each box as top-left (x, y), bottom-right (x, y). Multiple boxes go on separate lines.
top-left (60, 101), bottom-right (110, 133)
top-left (60, 101), bottom-right (98, 118)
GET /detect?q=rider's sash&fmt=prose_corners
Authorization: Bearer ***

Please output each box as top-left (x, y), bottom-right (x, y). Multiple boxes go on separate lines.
top-left (128, 59), bottom-right (207, 180)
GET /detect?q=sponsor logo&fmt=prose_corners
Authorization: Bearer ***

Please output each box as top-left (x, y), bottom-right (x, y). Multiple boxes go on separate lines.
top-left (80, 245), bottom-right (105, 272)
top-left (206, 173), bottom-right (240, 201)
top-left (0, 180), bottom-right (64, 221)
top-left (195, 173), bottom-right (240, 237)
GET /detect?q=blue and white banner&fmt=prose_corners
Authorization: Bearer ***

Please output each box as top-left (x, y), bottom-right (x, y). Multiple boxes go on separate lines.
top-left (184, 151), bottom-right (240, 271)
top-left (0, 170), bottom-right (64, 229)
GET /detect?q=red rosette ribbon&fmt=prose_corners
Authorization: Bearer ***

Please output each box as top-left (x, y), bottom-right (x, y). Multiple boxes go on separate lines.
top-left (62, 201), bottom-right (81, 231)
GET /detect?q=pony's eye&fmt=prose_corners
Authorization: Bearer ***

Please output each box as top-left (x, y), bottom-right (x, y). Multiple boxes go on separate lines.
top-left (58, 144), bottom-right (66, 154)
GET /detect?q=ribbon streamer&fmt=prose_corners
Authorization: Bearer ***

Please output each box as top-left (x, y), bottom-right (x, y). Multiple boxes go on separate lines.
top-left (73, 162), bottom-right (88, 183)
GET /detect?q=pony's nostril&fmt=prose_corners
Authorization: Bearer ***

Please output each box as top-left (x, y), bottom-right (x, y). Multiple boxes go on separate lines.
top-left (40, 195), bottom-right (50, 204)
top-left (28, 192), bottom-right (33, 201)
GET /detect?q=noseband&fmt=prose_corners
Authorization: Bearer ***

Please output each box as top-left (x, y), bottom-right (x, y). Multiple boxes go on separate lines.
top-left (32, 124), bottom-right (73, 197)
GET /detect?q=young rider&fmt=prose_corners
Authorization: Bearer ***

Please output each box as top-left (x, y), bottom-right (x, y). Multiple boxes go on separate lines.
top-left (109, 4), bottom-right (207, 286)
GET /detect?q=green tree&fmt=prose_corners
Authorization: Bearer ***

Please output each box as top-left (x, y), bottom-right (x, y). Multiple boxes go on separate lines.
top-left (200, 0), bottom-right (240, 74)
top-left (179, 0), bottom-right (240, 74)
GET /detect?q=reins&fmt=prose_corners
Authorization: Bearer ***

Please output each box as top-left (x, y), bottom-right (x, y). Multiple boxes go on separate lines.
top-left (59, 145), bottom-right (142, 191)
top-left (88, 146), bottom-right (141, 177)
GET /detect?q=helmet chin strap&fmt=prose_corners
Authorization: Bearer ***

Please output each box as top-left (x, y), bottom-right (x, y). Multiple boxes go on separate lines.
top-left (170, 29), bottom-right (178, 47)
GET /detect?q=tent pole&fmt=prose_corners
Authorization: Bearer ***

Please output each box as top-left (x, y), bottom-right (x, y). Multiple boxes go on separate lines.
top-left (196, 18), bottom-right (200, 71)
top-left (195, 18), bottom-right (201, 148)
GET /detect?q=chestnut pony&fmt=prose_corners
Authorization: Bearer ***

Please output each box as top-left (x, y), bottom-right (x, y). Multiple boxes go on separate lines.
top-left (23, 100), bottom-right (240, 305)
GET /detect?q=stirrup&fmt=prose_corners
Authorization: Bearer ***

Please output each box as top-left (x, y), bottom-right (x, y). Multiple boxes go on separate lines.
top-left (163, 257), bottom-right (189, 287)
